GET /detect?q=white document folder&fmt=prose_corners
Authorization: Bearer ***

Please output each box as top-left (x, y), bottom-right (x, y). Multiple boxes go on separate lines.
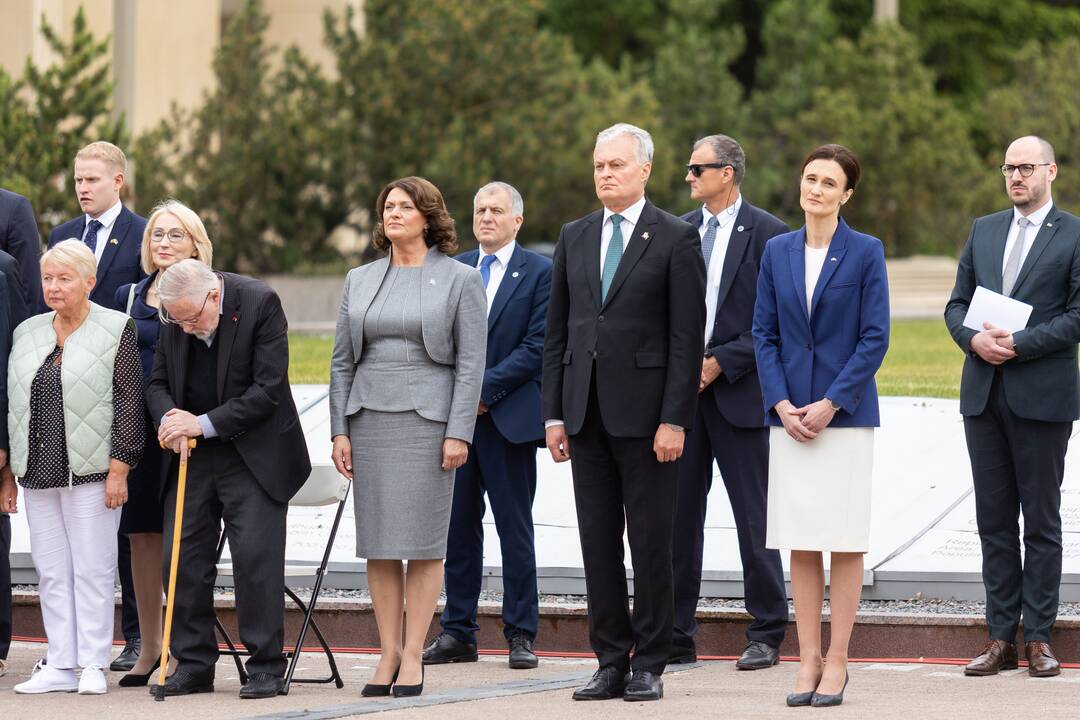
top-left (962, 285), bottom-right (1033, 333)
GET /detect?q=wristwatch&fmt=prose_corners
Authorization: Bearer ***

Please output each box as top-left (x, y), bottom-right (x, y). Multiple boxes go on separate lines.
top-left (663, 423), bottom-right (685, 432)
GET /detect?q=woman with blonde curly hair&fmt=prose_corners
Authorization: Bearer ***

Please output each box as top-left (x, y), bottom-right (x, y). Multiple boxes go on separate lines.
top-left (329, 177), bottom-right (486, 698)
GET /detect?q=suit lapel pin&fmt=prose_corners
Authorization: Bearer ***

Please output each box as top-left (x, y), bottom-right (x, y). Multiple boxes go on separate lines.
top-left (830, 257), bottom-right (838, 262)
top-left (737, 225), bottom-right (744, 232)
top-left (110, 238), bottom-right (119, 245)
top-left (511, 271), bottom-right (519, 278)
top-left (1047, 222), bottom-right (1053, 227)
top-left (232, 313), bottom-right (238, 322)
top-left (642, 232), bottom-right (650, 240)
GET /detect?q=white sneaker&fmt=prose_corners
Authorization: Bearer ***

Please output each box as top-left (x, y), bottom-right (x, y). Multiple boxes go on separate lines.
top-left (13, 661), bottom-right (79, 694)
top-left (78, 664), bottom-right (108, 695)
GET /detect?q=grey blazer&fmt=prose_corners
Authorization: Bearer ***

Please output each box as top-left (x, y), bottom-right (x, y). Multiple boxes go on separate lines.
top-left (330, 245), bottom-right (488, 442)
top-left (945, 204), bottom-right (1080, 422)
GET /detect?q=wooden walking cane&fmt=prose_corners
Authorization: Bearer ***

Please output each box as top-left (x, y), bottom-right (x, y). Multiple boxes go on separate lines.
top-left (155, 437), bottom-right (197, 702)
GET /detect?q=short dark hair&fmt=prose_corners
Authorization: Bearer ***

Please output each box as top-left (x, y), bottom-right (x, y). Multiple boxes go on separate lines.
top-left (693, 134), bottom-right (746, 185)
top-left (371, 176), bottom-right (458, 254)
top-left (801, 144), bottom-right (861, 191)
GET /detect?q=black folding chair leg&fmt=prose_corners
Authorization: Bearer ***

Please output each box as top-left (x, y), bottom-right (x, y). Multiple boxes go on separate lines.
top-left (284, 585), bottom-right (344, 691)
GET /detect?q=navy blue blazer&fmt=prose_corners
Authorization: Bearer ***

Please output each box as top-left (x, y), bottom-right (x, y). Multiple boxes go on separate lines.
top-left (456, 244), bottom-right (552, 444)
top-left (114, 273), bottom-right (161, 378)
top-left (752, 218), bottom-right (890, 427)
top-left (0, 189), bottom-right (42, 309)
top-left (682, 201), bottom-right (789, 427)
top-left (0, 249), bottom-right (31, 450)
top-left (48, 204), bottom-right (147, 310)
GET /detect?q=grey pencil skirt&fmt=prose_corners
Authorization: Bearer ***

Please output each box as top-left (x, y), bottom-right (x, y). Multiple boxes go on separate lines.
top-left (349, 408), bottom-right (453, 560)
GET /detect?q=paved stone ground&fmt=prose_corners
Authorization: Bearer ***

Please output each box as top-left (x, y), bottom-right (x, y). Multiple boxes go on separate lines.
top-left (1, 640), bottom-right (1077, 719)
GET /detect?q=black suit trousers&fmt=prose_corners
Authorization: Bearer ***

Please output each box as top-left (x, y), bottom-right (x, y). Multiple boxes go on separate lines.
top-left (0, 514), bottom-right (10, 659)
top-left (570, 379), bottom-right (677, 675)
top-left (117, 533), bottom-right (139, 642)
top-left (162, 441), bottom-right (288, 677)
top-left (964, 372), bottom-right (1072, 643)
top-left (673, 390), bottom-right (786, 650)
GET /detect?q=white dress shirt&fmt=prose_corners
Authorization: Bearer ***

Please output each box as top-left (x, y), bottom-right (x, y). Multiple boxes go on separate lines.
top-left (82, 199), bottom-right (123, 263)
top-left (476, 239), bottom-right (517, 315)
top-left (1002, 196), bottom-right (1054, 275)
top-left (600, 195), bottom-right (647, 273)
top-left (699, 195), bottom-right (742, 346)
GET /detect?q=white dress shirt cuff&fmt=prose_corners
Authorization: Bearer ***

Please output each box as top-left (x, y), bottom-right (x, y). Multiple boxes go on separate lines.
top-left (544, 420), bottom-right (565, 429)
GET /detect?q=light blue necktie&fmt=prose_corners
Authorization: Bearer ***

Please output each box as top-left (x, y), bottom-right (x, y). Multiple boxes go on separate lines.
top-left (701, 215), bottom-right (719, 265)
top-left (601, 214), bottom-right (624, 302)
top-left (479, 254), bottom-right (497, 288)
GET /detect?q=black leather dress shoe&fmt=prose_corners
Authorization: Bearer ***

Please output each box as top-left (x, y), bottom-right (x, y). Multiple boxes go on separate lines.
top-left (668, 643), bottom-right (697, 665)
top-left (110, 639), bottom-right (141, 672)
top-left (508, 633), bottom-right (538, 669)
top-left (572, 666), bottom-right (630, 701)
top-left (149, 669), bottom-right (214, 697)
top-left (239, 672), bottom-right (284, 699)
top-left (736, 640), bottom-right (780, 670)
top-left (422, 633), bottom-right (479, 665)
top-left (624, 669), bottom-right (663, 701)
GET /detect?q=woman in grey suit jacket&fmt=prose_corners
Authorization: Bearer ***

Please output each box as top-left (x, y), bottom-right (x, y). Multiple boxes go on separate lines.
top-left (330, 177), bottom-right (486, 698)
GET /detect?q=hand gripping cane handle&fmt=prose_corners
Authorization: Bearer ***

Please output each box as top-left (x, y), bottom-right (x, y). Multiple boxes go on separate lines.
top-left (155, 438), bottom-right (197, 700)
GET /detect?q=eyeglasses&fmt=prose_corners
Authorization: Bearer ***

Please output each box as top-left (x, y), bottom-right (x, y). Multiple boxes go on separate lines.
top-left (1000, 163), bottom-right (1051, 178)
top-left (686, 162), bottom-right (731, 178)
top-left (150, 228), bottom-right (189, 244)
top-left (160, 290), bottom-right (212, 326)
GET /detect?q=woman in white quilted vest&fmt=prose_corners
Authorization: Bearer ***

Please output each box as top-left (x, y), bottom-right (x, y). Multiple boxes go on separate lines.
top-left (8, 239), bottom-right (144, 695)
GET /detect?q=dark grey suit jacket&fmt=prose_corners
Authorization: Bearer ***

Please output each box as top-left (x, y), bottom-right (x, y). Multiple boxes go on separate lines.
top-left (945, 204), bottom-right (1080, 421)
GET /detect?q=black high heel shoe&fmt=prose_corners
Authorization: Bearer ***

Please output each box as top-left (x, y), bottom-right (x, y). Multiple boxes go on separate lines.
top-left (118, 656), bottom-right (163, 687)
top-left (361, 664), bottom-right (400, 697)
top-left (392, 664), bottom-right (424, 698)
top-left (811, 672), bottom-right (849, 707)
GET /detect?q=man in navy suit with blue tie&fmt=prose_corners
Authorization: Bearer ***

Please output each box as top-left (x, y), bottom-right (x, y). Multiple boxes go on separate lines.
top-left (48, 141), bottom-right (147, 310)
top-left (48, 141), bottom-right (147, 671)
top-left (423, 182), bottom-right (551, 670)
top-left (671, 135), bottom-right (790, 669)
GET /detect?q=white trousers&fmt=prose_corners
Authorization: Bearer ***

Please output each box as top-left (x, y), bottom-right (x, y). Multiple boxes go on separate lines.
top-left (25, 482), bottom-right (120, 669)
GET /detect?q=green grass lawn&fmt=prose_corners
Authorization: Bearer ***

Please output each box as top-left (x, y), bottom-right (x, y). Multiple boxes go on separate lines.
top-left (289, 318), bottom-right (966, 398)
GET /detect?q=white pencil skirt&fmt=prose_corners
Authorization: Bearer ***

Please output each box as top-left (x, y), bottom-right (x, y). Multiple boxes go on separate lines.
top-left (765, 426), bottom-right (875, 553)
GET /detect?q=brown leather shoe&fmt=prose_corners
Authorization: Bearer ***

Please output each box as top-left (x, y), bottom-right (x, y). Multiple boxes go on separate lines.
top-left (1025, 641), bottom-right (1061, 677)
top-left (964, 639), bottom-right (1019, 676)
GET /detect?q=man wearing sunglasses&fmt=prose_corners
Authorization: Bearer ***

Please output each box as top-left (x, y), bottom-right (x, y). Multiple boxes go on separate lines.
top-left (946, 136), bottom-right (1080, 679)
top-left (145, 259), bottom-right (311, 698)
top-left (671, 135), bottom-right (789, 669)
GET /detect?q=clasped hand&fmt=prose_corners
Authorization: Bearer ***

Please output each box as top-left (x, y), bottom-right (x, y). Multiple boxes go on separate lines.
top-left (158, 408), bottom-right (203, 453)
top-left (970, 322), bottom-right (1016, 365)
top-left (775, 398), bottom-right (836, 442)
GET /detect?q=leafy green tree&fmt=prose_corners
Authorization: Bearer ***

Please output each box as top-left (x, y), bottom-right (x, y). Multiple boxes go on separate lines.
top-left (0, 8), bottom-right (125, 240)
top-left (650, 0), bottom-right (748, 214)
top-left (134, 0), bottom-right (352, 272)
top-left (742, 0), bottom-right (839, 216)
top-left (323, 0), bottom-right (669, 250)
top-left (782, 22), bottom-right (984, 255)
top-left (982, 38), bottom-right (1080, 215)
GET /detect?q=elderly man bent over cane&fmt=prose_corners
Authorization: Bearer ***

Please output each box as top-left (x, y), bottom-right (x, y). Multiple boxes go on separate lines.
top-left (147, 259), bottom-right (311, 699)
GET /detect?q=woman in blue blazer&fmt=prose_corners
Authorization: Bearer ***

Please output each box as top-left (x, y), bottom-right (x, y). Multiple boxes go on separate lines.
top-left (752, 145), bottom-right (889, 707)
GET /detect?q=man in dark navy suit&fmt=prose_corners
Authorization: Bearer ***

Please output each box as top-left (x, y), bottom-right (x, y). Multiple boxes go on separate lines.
top-left (424, 182), bottom-right (551, 670)
top-left (48, 141), bottom-right (148, 671)
top-left (48, 141), bottom-right (147, 309)
top-left (671, 135), bottom-right (790, 669)
top-left (0, 188), bottom-right (42, 308)
top-left (0, 248), bottom-right (31, 678)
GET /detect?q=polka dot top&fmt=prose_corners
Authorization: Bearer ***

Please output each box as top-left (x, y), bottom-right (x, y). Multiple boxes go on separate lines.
top-left (17, 323), bottom-right (145, 489)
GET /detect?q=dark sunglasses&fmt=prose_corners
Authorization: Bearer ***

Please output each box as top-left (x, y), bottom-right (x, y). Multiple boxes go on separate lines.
top-left (686, 162), bottom-right (731, 178)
